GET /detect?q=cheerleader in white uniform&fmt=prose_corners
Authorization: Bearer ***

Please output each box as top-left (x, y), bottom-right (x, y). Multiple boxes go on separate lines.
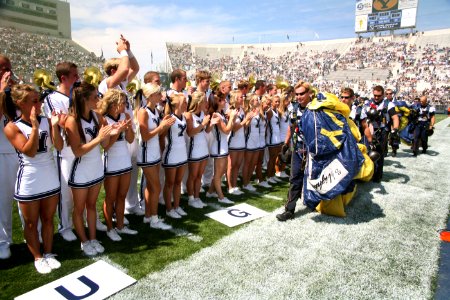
top-left (275, 90), bottom-right (292, 178)
top-left (162, 93), bottom-right (189, 219)
top-left (137, 83), bottom-right (174, 229)
top-left (185, 91), bottom-right (211, 208)
top-left (4, 84), bottom-right (63, 273)
top-left (226, 91), bottom-right (255, 195)
top-left (98, 89), bottom-right (137, 241)
top-left (65, 82), bottom-right (114, 256)
top-left (242, 95), bottom-right (261, 191)
top-left (265, 95), bottom-right (283, 184)
top-left (207, 92), bottom-right (237, 204)
top-left (254, 96), bottom-right (272, 188)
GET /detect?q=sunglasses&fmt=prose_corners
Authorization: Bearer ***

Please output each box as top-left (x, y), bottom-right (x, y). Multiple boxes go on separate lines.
top-left (386, 93), bottom-right (393, 95)
top-left (340, 96), bottom-right (351, 99)
top-left (295, 91), bottom-right (307, 96)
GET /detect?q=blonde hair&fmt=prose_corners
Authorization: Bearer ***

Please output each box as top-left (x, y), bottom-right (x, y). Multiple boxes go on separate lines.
top-left (103, 58), bottom-right (121, 76)
top-left (294, 80), bottom-right (316, 99)
top-left (244, 94), bottom-right (259, 113)
top-left (188, 91), bottom-right (206, 113)
top-left (97, 89), bottom-right (127, 115)
top-left (142, 83), bottom-right (161, 99)
top-left (11, 84), bottom-right (37, 108)
top-left (229, 90), bottom-right (242, 109)
top-left (165, 93), bottom-right (185, 116)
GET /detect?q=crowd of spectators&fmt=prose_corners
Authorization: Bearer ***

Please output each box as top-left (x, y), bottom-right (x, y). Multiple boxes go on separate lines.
top-left (0, 27), bottom-right (103, 84)
top-left (167, 34), bottom-right (449, 108)
top-left (1, 26), bottom-right (447, 107)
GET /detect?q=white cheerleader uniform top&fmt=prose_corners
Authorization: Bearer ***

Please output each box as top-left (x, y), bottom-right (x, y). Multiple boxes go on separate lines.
top-left (187, 111), bottom-right (209, 161)
top-left (228, 107), bottom-right (246, 151)
top-left (210, 112), bottom-right (229, 158)
top-left (137, 107), bottom-right (162, 167)
top-left (162, 114), bottom-right (188, 167)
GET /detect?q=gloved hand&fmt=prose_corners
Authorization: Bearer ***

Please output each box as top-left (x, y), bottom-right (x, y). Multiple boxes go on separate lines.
top-left (282, 143), bottom-right (289, 154)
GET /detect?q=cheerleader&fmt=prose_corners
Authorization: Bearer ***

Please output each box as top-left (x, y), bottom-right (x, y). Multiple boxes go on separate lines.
top-left (242, 95), bottom-right (261, 192)
top-left (162, 93), bottom-right (188, 218)
top-left (254, 96), bottom-right (272, 188)
top-left (275, 89), bottom-right (292, 178)
top-left (65, 82), bottom-right (114, 256)
top-left (137, 83), bottom-right (174, 229)
top-left (227, 90), bottom-right (255, 195)
top-left (265, 95), bottom-right (283, 184)
top-left (4, 84), bottom-right (63, 273)
top-left (98, 89), bottom-right (138, 241)
top-left (207, 92), bottom-right (237, 204)
top-left (185, 91), bottom-right (211, 208)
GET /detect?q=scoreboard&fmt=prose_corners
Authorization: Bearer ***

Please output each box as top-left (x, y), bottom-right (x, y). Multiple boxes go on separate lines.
top-left (355, 0), bottom-right (418, 33)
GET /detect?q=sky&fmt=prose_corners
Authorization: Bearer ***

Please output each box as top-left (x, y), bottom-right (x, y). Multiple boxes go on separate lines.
top-left (70, 0), bottom-right (450, 76)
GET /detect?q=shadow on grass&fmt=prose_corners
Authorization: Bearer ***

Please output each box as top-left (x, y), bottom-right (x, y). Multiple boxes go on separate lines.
top-left (311, 181), bottom-right (385, 225)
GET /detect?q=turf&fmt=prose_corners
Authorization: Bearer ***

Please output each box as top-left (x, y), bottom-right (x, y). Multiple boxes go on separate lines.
top-left (1, 116), bottom-right (449, 299)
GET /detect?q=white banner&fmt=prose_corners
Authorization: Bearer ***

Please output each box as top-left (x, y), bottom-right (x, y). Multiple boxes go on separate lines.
top-left (16, 260), bottom-right (136, 300)
top-left (401, 7), bottom-right (417, 27)
top-left (355, 0), bottom-right (372, 15)
top-left (355, 15), bottom-right (368, 32)
top-left (399, 0), bottom-right (418, 10)
top-left (205, 203), bottom-right (269, 227)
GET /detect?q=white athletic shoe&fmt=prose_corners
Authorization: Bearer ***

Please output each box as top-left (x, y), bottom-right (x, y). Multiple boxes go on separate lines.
top-left (273, 176), bottom-right (283, 182)
top-left (116, 226), bottom-right (138, 235)
top-left (233, 187), bottom-right (244, 195)
top-left (126, 206), bottom-right (145, 216)
top-left (81, 241), bottom-right (97, 256)
top-left (0, 247), bottom-right (11, 259)
top-left (206, 191), bottom-right (218, 198)
top-left (96, 220), bottom-right (107, 232)
top-left (276, 171), bottom-right (289, 178)
top-left (143, 216), bottom-right (151, 224)
top-left (199, 187), bottom-right (205, 193)
top-left (60, 229), bottom-right (77, 242)
top-left (243, 184), bottom-right (256, 192)
top-left (34, 258), bottom-right (52, 274)
top-left (107, 229), bottom-right (122, 241)
top-left (195, 198), bottom-right (207, 207)
top-left (43, 253), bottom-right (61, 269)
top-left (150, 218), bottom-right (172, 230)
top-left (90, 239), bottom-right (104, 253)
top-left (228, 187), bottom-right (239, 195)
top-left (268, 177), bottom-right (278, 184)
top-left (258, 180), bottom-right (272, 188)
top-left (166, 209), bottom-right (181, 219)
top-left (218, 197), bottom-right (235, 204)
top-left (188, 199), bottom-right (204, 208)
top-left (175, 206), bottom-right (187, 216)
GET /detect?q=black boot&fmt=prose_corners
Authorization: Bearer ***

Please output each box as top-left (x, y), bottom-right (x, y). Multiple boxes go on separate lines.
top-left (276, 210), bottom-right (294, 221)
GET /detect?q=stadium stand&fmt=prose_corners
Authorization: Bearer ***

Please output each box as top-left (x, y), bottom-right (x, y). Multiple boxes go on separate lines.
top-left (0, 27), bottom-right (104, 84)
top-left (166, 29), bottom-right (449, 109)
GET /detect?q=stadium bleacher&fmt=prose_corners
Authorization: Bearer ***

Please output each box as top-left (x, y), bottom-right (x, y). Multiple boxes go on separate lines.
top-left (0, 27), bottom-right (104, 84)
top-left (166, 29), bottom-right (449, 109)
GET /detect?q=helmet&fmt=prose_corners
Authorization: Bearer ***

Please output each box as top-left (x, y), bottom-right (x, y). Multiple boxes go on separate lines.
top-left (366, 108), bottom-right (380, 121)
top-left (368, 150), bottom-right (381, 162)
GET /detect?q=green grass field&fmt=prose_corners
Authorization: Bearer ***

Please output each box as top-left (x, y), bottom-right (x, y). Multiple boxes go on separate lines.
top-left (0, 174), bottom-right (289, 299)
top-left (1, 114), bottom-right (448, 299)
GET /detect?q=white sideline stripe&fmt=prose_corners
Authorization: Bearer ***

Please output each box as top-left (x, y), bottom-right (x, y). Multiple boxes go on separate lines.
top-left (169, 228), bottom-right (203, 242)
top-left (263, 194), bottom-right (283, 200)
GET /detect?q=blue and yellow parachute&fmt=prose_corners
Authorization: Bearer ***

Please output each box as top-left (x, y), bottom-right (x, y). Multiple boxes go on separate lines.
top-left (301, 92), bottom-right (373, 217)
